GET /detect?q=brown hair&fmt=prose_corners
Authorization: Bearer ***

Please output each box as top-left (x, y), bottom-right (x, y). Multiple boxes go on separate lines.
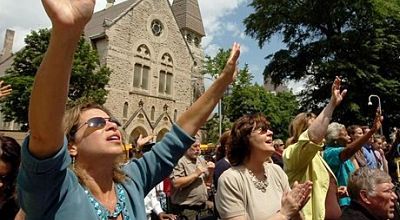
top-left (286, 112), bottom-right (316, 146)
top-left (347, 125), bottom-right (361, 137)
top-left (215, 130), bottom-right (231, 161)
top-left (64, 103), bottom-right (125, 183)
top-left (228, 113), bottom-right (270, 166)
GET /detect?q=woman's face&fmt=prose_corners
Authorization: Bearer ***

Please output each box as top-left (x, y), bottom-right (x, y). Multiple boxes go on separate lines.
top-left (248, 126), bottom-right (274, 155)
top-left (70, 108), bottom-right (123, 162)
top-left (338, 128), bottom-right (351, 146)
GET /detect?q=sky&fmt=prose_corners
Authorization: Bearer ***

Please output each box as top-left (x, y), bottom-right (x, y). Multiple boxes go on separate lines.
top-left (0, 0), bottom-right (301, 91)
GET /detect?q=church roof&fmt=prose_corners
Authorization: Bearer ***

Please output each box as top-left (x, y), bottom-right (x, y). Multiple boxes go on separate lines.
top-left (85, 0), bottom-right (139, 39)
top-left (171, 0), bottom-right (205, 36)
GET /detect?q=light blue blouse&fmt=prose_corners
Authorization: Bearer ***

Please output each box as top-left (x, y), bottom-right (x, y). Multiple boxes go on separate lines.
top-left (17, 124), bottom-right (194, 220)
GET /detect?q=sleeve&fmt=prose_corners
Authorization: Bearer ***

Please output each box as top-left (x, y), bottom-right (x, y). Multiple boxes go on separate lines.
top-left (323, 147), bottom-right (343, 172)
top-left (148, 188), bottom-right (164, 215)
top-left (17, 136), bottom-right (74, 218)
top-left (123, 123), bottom-right (195, 195)
top-left (216, 171), bottom-right (246, 219)
top-left (170, 159), bottom-right (186, 180)
top-left (283, 130), bottom-right (323, 172)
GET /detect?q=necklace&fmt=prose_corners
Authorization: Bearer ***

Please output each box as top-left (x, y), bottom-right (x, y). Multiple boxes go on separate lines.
top-left (84, 183), bottom-right (130, 220)
top-left (247, 168), bottom-right (269, 193)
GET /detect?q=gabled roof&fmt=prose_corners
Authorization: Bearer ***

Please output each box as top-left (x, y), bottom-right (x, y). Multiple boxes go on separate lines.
top-left (171, 0), bottom-right (205, 36)
top-left (85, 0), bottom-right (140, 39)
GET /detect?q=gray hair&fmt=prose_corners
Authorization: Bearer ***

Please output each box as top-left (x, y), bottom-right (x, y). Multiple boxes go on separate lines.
top-left (348, 168), bottom-right (392, 201)
top-left (325, 122), bottom-right (345, 145)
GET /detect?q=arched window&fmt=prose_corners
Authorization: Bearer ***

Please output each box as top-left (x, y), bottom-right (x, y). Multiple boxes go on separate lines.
top-left (123, 102), bottom-right (129, 118)
top-left (159, 53), bottom-right (173, 95)
top-left (133, 44), bottom-right (151, 90)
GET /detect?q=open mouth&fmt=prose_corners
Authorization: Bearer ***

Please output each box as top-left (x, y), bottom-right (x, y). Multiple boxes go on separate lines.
top-left (106, 134), bottom-right (121, 142)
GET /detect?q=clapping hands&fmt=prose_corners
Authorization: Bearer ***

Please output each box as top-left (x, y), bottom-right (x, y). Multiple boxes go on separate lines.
top-left (280, 181), bottom-right (312, 219)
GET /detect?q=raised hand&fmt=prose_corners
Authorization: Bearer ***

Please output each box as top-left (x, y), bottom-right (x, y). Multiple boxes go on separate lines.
top-left (136, 134), bottom-right (154, 148)
top-left (222, 42), bottom-right (240, 83)
top-left (330, 76), bottom-right (347, 107)
top-left (0, 81), bottom-right (12, 98)
top-left (42, 0), bottom-right (95, 32)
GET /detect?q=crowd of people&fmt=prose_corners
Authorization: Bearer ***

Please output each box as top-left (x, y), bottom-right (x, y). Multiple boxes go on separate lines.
top-left (0, 0), bottom-right (399, 220)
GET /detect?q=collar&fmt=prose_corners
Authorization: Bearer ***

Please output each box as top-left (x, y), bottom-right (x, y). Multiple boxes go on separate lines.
top-left (348, 200), bottom-right (380, 220)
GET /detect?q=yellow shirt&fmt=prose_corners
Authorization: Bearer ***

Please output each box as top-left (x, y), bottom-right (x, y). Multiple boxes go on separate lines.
top-left (283, 130), bottom-right (336, 220)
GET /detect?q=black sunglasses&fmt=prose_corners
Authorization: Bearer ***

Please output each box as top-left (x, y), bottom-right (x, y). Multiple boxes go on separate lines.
top-left (70, 117), bottom-right (121, 136)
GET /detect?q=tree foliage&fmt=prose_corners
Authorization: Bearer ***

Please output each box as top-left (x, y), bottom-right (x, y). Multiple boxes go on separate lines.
top-left (1, 29), bottom-right (111, 130)
top-left (203, 49), bottom-right (299, 142)
top-left (244, 0), bottom-right (400, 134)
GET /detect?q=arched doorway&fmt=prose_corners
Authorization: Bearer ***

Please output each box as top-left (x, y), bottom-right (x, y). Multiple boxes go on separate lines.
top-left (156, 128), bottom-right (169, 142)
top-left (129, 126), bottom-right (148, 146)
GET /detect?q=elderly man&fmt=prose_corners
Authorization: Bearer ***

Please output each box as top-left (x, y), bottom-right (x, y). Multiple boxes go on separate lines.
top-left (169, 132), bottom-right (215, 220)
top-left (342, 168), bottom-right (398, 220)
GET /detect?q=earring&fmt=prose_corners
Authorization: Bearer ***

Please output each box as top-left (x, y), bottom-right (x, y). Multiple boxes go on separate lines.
top-left (71, 156), bottom-right (76, 169)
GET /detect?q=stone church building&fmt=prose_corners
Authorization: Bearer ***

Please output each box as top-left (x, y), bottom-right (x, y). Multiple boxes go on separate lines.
top-left (0, 0), bottom-right (206, 144)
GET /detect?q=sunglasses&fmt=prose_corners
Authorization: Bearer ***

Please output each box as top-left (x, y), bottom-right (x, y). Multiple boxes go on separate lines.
top-left (252, 124), bottom-right (271, 133)
top-left (70, 117), bottom-right (121, 137)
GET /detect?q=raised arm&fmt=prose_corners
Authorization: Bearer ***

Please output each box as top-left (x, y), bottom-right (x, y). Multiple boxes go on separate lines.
top-left (340, 109), bottom-right (383, 161)
top-left (307, 76), bottom-right (347, 144)
top-left (29, 0), bottom-right (95, 159)
top-left (176, 43), bottom-right (240, 136)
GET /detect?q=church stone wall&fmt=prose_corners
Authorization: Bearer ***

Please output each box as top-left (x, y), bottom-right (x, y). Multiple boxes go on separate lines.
top-left (102, 0), bottom-right (196, 142)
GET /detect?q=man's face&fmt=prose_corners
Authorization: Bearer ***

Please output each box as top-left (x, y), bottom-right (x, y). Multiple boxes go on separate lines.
top-left (366, 182), bottom-right (398, 219)
top-left (186, 132), bottom-right (202, 160)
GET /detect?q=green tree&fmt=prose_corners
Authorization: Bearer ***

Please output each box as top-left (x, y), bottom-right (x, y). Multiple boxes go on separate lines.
top-left (244, 0), bottom-right (400, 133)
top-left (203, 49), bottom-right (298, 142)
top-left (1, 29), bottom-right (111, 130)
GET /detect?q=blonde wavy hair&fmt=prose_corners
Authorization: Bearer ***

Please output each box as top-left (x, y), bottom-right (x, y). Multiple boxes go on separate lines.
top-left (64, 103), bottom-right (126, 184)
top-left (286, 112), bottom-right (316, 146)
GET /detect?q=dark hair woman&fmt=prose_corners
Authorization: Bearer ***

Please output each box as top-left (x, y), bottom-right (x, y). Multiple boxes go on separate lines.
top-left (0, 136), bottom-right (21, 220)
top-left (216, 113), bottom-right (312, 220)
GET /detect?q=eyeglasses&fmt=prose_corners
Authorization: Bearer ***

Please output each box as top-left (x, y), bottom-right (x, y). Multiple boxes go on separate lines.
top-left (252, 124), bottom-right (271, 134)
top-left (70, 117), bottom-right (121, 136)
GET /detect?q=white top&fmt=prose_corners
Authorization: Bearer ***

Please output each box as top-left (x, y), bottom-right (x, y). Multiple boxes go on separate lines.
top-left (216, 163), bottom-right (290, 220)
